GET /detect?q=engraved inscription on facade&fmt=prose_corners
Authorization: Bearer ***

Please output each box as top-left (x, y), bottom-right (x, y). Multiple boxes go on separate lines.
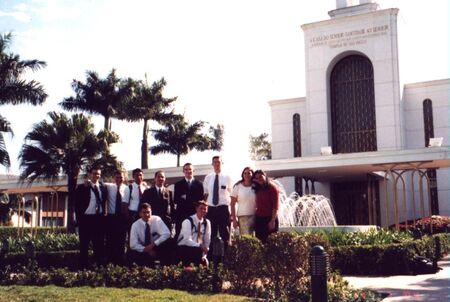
top-left (309, 25), bottom-right (389, 48)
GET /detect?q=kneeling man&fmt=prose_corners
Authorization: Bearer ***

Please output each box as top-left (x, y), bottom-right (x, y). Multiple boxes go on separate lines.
top-left (129, 203), bottom-right (171, 266)
top-left (177, 200), bottom-right (211, 266)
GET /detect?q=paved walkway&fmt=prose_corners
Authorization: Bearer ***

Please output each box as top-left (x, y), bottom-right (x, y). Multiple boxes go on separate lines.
top-left (344, 255), bottom-right (450, 301)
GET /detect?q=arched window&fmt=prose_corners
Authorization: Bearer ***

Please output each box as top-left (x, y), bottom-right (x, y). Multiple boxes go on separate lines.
top-left (423, 98), bottom-right (439, 214)
top-left (292, 113), bottom-right (301, 157)
top-left (330, 55), bottom-right (377, 153)
top-left (423, 99), bottom-right (434, 147)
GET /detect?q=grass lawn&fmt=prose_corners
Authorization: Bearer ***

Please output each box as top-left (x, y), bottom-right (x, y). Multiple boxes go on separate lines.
top-left (0, 286), bottom-right (258, 301)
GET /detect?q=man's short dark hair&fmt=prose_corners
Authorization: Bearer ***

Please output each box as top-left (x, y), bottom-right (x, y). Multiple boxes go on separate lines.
top-left (196, 200), bottom-right (208, 208)
top-left (89, 166), bottom-right (101, 173)
top-left (133, 168), bottom-right (143, 176)
top-left (183, 162), bottom-right (193, 170)
top-left (154, 170), bottom-right (164, 179)
top-left (139, 202), bottom-right (151, 212)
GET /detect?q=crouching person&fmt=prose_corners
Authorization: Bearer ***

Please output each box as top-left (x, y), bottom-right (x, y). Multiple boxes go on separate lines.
top-left (177, 200), bottom-right (211, 266)
top-left (128, 203), bottom-right (171, 267)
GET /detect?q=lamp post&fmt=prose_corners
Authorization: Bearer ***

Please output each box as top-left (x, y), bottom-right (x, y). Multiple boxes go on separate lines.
top-left (212, 236), bottom-right (224, 292)
top-left (310, 245), bottom-right (329, 302)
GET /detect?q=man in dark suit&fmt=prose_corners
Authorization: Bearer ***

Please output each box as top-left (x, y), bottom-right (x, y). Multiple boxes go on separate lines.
top-left (75, 166), bottom-right (108, 268)
top-left (141, 170), bottom-right (174, 232)
top-left (173, 163), bottom-right (204, 239)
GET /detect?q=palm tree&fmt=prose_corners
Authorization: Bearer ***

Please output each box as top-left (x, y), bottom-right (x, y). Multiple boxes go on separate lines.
top-left (117, 76), bottom-right (176, 169)
top-left (0, 32), bottom-right (47, 168)
top-left (18, 111), bottom-right (119, 232)
top-left (0, 116), bottom-right (13, 167)
top-left (151, 115), bottom-right (224, 167)
top-left (59, 69), bottom-right (134, 131)
top-left (249, 133), bottom-right (272, 160)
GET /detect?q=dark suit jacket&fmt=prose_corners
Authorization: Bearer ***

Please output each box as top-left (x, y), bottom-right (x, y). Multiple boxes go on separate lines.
top-left (141, 186), bottom-right (174, 227)
top-left (75, 182), bottom-right (108, 221)
top-left (173, 178), bottom-right (204, 222)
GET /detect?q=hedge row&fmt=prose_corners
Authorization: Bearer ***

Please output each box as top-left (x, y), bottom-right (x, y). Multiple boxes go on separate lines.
top-left (0, 227), bottom-right (67, 241)
top-left (331, 233), bottom-right (450, 275)
top-left (0, 233), bottom-right (383, 302)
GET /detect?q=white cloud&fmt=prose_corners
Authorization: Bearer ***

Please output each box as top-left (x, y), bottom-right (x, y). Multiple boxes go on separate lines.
top-left (0, 10), bottom-right (31, 22)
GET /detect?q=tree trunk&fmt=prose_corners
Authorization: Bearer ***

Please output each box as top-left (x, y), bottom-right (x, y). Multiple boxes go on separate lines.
top-left (177, 154), bottom-right (180, 167)
top-left (66, 172), bottom-right (79, 233)
top-left (141, 118), bottom-right (149, 169)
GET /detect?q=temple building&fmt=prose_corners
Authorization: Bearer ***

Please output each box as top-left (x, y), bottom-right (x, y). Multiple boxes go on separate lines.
top-left (262, 0), bottom-right (450, 227)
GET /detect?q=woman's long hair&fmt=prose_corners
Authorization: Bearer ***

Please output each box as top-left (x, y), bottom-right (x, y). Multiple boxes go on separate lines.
top-left (252, 169), bottom-right (270, 192)
top-left (233, 166), bottom-right (253, 187)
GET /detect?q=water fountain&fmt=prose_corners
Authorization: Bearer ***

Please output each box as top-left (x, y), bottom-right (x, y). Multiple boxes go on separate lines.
top-left (277, 189), bottom-right (377, 233)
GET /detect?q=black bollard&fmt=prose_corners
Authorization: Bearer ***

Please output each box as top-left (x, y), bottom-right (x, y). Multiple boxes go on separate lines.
top-left (25, 240), bottom-right (36, 260)
top-left (310, 245), bottom-right (329, 302)
top-left (212, 236), bottom-right (224, 292)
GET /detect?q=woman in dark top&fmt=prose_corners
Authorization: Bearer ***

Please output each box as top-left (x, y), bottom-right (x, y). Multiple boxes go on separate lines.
top-left (252, 169), bottom-right (279, 243)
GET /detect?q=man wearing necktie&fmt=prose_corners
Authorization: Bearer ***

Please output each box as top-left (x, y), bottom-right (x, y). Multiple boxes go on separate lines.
top-left (104, 170), bottom-right (130, 265)
top-left (129, 203), bottom-right (171, 267)
top-left (203, 156), bottom-right (233, 255)
top-left (177, 200), bottom-right (211, 266)
top-left (75, 166), bottom-right (108, 268)
top-left (141, 170), bottom-right (174, 232)
top-left (174, 163), bottom-right (204, 239)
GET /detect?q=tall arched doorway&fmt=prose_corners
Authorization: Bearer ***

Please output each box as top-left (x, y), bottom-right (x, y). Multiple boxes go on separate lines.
top-left (329, 55), bottom-right (380, 225)
top-left (330, 55), bottom-right (377, 153)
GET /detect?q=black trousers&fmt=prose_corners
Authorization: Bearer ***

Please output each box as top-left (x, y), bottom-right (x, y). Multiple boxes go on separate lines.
top-left (206, 205), bottom-right (230, 259)
top-left (78, 214), bottom-right (105, 268)
top-left (105, 214), bottom-right (127, 265)
top-left (127, 238), bottom-right (173, 267)
top-left (177, 245), bottom-right (203, 266)
top-left (255, 216), bottom-right (279, 243)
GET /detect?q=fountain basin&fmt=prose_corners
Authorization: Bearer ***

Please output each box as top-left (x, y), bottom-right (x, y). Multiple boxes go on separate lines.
top-left (280, 225), bottom-right (378, 233)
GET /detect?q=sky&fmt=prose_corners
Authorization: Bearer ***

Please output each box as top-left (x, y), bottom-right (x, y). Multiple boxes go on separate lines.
top-left (0, 0), bottom-right (449, 178)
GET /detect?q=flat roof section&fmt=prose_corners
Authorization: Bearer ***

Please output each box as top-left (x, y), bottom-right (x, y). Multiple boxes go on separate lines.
top-left (255, 147), bottom-right (450, 181)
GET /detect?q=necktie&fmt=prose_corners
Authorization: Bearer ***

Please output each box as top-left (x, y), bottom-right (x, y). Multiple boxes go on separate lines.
top-left (187, 180), bottom-right (191, 189)
top-left (144, 222), bottom-right (151, 246)
top-left (197, 221), bottom-right (203, 245)
top-left (93, 185), bottom-right (101, 214)
top-left (115, 186), bottom-right (122, 215)
top-left (212, 174), bottom-right (219, 205)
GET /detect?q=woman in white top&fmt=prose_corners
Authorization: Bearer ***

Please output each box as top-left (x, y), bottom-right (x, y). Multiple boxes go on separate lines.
top-left (230, 167), bottom-right (256, 235)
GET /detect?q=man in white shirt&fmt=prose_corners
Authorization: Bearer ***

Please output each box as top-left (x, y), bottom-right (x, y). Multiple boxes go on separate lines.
top-left (75, 166), bottom-right (108, 268)
top-left (104, 170), bottom-right (130, 265)
top-left (123, 168), bottom-right (149, 223)
top-left (203, 155), bottom-right (233, 250)
top-left (128, 203), bottom-right (171, 267)
top-left (177, 200), bottom-right (211, 266)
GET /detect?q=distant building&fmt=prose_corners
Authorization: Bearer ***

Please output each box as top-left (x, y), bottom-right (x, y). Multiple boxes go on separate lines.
top-left (264, 0), bottom-right (450, 227)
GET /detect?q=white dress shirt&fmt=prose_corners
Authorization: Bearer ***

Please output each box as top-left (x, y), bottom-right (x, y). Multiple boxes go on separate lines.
top-left (129, 216), bottom-right (170, 252)
top-left (203, 172), bottom-right (233, 206)
top-left (177, 214), bottom-right (211, 251)
top-left (84, 182), bottom-right (103, 215)
top-left (105, 183), bottom-right (130, 215)
top-left (123, 182), bottom-right (148, 211)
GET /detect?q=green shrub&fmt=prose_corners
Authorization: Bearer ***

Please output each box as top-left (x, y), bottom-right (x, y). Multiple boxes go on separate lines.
top-left (0, 227), bottom-right (67, 241)
top-left (3, 250), bottom-right (80, 269)
top-left (3, 232), bottom-right (78, 253)
top-left (331, 233), bottom-right (450, 275)
top-left (223, 235), bottom-right (264, 296)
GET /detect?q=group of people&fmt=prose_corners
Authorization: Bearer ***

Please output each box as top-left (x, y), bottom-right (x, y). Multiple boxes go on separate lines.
top-left (75, 155), bottom-right (279, 268)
